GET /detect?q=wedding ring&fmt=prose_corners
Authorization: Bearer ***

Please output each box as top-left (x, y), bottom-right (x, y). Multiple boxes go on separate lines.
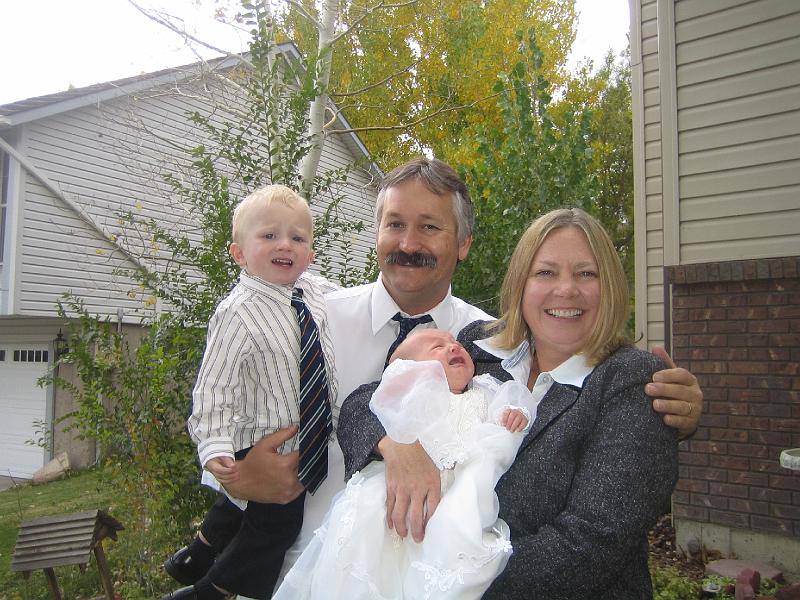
top-left (686, 402), bottom-right (694, 417)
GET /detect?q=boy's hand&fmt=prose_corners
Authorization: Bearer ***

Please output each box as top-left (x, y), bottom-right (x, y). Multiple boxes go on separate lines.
top-left (205, 456), bottom-right (239, 484)
top-left (501, 408), bottom-right (529, 433)
top-left (223, 426), bottom-right (305, 504)
top-left (647, 346), bottom-right (704, 439)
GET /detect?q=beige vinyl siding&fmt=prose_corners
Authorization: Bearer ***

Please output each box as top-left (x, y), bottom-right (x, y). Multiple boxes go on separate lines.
top-left (13, 72), bottom-right (376, 320)
top-left (16, 81), bottom-right (218, 318)
top-left (633, 0), bottom-right (800, 347)
top-left (674, 0), bottom-right (800, 264)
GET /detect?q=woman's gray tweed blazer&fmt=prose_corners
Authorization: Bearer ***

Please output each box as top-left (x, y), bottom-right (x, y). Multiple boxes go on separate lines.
top-left (337, 320), bottom-right (679, 600)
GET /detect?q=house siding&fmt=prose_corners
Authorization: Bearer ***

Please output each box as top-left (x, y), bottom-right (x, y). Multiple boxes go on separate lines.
top-left (674, 0), bottom-right (800, 265)
top-left (633, 0), bottom-right (800, 347)
top-left (633, 0), bottom-right (666, 344)
top-left (7, 72), bottom-right (376, 321)
top-left (632, 0), bottom-right (800, 577)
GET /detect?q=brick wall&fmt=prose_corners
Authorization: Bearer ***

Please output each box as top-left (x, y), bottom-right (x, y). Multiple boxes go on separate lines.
top-left (666, 256), bottom-right (800, 538)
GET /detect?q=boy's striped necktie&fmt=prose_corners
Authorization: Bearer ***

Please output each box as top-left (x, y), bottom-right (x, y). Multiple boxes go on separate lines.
top-left (291, 288), bottom-right (332, 495)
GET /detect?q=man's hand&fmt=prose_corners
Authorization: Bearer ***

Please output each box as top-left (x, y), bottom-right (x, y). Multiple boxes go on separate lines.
top-left (223, 426), bottom-right (305, 504)
top-left (205, 456), bottom-right (239, 485)
top-left (378, 437), bottom-right (441, 543)
top-left (647, 346), bottom-right (704, 439)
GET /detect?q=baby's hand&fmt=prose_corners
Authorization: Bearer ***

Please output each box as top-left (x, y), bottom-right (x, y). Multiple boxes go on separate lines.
top-left (205, 456), bottom-right (240, 484)
top-left (501, 408), bottom-right (529, 433)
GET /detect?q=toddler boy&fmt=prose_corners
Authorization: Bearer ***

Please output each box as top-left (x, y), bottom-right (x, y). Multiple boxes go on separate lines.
top-left (162, 185), bottom-right (338, 600)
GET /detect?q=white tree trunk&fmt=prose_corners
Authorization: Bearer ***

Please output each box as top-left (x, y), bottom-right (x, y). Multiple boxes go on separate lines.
top-left (299, 0), bottom-right (338, 198)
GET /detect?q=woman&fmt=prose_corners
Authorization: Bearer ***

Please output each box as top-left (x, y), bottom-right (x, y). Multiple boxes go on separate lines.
top-left (338, 208), bottom-right (679, 599)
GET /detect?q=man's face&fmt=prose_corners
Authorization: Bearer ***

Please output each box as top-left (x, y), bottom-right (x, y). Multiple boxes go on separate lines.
top-left (376, 179), bottom-right (471, 315)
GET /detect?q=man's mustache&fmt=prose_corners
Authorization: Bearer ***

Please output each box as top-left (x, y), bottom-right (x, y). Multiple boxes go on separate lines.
top-left (384, 251), bottom-right (438, 268)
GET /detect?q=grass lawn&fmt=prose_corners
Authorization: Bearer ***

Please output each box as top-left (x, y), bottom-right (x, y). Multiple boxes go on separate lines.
top-left (0, 468), bottom-right (115, 598)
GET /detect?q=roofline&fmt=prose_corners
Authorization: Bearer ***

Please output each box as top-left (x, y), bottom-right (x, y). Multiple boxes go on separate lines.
top-left (1, 42), bottom-right (381, 179)
top-left (0, 54), bottom-right (241, 129)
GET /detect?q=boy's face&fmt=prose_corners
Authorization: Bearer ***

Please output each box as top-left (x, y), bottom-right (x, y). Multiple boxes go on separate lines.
top-left (229, 200), bottom-right (314, 287)
top-left (396, 329), bottom-right (475, 393)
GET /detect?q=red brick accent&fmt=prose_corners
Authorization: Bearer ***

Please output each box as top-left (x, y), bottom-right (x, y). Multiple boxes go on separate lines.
top-left (666, 256), bottom-right (800, 536)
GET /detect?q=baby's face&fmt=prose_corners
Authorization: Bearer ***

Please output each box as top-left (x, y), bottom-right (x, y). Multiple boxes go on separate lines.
top-left (397, 329), bottom-right (475, 393)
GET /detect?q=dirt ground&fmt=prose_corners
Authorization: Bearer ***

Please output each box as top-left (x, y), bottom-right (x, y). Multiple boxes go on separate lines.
top-left (649, 513), bottom-right (713, 581)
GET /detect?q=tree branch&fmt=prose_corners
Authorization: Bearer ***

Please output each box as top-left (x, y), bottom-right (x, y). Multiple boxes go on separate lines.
top-left (329, 0), bottom-right (418, 47)
top-left (127, 0), bottom-right (255, 70)
top-left (325, 91), bottom-right (503, 134)
top-left (330, 57), bottom-right (421, 97)
top-left (283, 0), bottom-right (322, 29)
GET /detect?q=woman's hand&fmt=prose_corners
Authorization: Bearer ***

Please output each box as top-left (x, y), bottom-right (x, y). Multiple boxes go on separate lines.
top-left (647, 346), bottom-right (703, 438)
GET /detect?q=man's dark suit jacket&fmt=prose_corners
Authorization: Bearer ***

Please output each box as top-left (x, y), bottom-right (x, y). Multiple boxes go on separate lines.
top-left (337, 320), bottom-right (679, 599)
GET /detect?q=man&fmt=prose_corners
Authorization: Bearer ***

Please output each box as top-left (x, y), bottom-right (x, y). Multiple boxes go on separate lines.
top-left (227, 157), bottom-right (702, 575)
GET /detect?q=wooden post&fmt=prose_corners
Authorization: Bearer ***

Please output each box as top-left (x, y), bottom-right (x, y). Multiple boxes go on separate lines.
top-left (43, 567), bottom-right (62, 600)
top-left (93, 543), bottom-right (115, 600)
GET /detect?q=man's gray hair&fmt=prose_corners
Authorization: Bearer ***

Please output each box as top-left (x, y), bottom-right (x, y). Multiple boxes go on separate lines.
top-left (374, 157), bottom-right (474, 243)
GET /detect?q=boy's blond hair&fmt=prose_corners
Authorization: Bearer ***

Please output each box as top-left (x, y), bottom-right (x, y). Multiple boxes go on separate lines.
top-left (231, 184), bottom-right (312, 244)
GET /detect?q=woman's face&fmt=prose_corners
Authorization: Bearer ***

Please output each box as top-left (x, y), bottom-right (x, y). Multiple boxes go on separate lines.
top-left (521, 226), bottom-right (601, 368)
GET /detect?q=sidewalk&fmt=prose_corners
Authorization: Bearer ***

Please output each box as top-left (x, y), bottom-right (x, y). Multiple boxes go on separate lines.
top-left (0, 475), bottom-right (18, 492)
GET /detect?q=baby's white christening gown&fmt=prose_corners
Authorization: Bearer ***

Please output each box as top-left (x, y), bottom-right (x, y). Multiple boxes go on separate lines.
top-left (273, 359), bottom-right (539, 600)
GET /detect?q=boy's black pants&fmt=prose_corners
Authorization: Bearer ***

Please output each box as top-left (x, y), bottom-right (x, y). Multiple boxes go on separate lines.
top-left (198, 446), bottom-right (305, 599)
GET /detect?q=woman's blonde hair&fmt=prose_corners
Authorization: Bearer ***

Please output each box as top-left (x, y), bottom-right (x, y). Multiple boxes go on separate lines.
top-left (490, 208), bottom-right (630, 366)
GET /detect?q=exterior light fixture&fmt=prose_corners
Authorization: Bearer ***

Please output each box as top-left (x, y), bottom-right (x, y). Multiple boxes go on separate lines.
top-left (53, 329), bottom-right (69, 360)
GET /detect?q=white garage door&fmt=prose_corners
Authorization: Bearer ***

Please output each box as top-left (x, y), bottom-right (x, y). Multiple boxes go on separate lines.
top-left (0, 345), bottom-right (48, 479)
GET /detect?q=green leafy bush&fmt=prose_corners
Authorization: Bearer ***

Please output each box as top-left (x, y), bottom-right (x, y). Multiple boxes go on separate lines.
top-left (37, 4), bottom-right (373, 596)
top-left (650, 563), bottom-right (702, 600)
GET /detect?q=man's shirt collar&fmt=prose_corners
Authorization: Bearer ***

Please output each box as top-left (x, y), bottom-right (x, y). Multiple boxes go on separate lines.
top-left (371, 274), bottom-right (453, 335)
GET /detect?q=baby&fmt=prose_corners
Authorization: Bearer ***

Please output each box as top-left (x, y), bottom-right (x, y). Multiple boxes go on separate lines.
top-left (274, 328), bottom-right (539, 600)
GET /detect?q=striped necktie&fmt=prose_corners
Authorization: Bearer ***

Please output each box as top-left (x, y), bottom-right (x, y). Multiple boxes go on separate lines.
top-left (384, 312), bottom-right (434, 368)
top-left (291, 288), bottom-right (332, 495)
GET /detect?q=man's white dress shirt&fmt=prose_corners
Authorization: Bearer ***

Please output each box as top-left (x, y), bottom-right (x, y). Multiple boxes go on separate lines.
top-left (277, 274), bottom-right (493, 583)
top-left (328, 274), bottom-right (493, 404)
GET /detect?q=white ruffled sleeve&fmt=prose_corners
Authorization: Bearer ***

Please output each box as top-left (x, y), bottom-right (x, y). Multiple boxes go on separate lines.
top-left (369, 359), bottom-right (452, 445)
top-left (471, 374), bottom-right (541, 432)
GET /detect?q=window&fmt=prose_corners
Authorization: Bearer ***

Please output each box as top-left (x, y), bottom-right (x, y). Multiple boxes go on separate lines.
top-left (0, 150), bottom-right (9, 264)
top-left (0, 349), bottom-right (5, 361)
top-left (13, 349), bottom-right (49, 363)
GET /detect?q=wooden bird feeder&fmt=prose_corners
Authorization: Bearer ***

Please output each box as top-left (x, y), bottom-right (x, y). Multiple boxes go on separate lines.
top-left (11, 509), bottom-right (124, 600)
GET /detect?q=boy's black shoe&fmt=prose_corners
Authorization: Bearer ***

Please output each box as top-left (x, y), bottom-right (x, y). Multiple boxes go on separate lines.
top-left (160, 579), bottom-right (227, 600)
top-left (163, 544), bottom-right (214, 586)
top-left (160, 586), bottom-right (197, 600)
